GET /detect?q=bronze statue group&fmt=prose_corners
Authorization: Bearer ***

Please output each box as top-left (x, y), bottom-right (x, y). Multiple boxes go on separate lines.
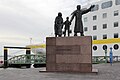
top-left (54, 5), bottom-right (95, 37)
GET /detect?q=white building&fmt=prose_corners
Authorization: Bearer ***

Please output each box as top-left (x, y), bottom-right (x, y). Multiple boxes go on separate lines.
top-left (82, 0), bottom-right (120, 56)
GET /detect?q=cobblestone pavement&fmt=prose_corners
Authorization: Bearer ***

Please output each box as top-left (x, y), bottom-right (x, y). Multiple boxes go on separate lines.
top-left (0, 63), bottom-right (120, 80)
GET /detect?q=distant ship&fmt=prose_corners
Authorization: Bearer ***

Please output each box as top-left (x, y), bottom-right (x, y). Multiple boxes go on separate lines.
top-left (83, 0), bottom-right (120, 56)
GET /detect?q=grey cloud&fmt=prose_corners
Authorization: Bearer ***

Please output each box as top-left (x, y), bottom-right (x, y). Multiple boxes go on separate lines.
top-left (0, 0), bottom-right (86, 45)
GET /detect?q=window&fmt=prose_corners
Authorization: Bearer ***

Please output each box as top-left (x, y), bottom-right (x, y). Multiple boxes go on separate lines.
top-left (114, 10), bottom-right (119, 16)
top-left (103, 13), bottom-right (107, 18)
top-left (115, 0), bottom-right (120, 5)
top-left (91, 5), bottom-right (99, 11)
top-left (101, 1), bottom-right (112, 9)
top-left (84, 17), bottom-right (88, 22)
top-left (84, 27), bottom-right (88, 31)
top-left (114, 44), bottom-right (119, 50)
top-left (93, 36), bottom-right (97, 40)
top-left (103, 34), bottom-right (107, 39)
top-left (93, 46), bottom-right (97, 51)
top-left (103, 45), bottom-right (107, 50)
top-left (103, 24), bottom-right (107, 29)
top-left (114, 33), bottom-right (119, 38)
top-left (93, 25), bottom-right (97, 30)
top-left (93, 15), bottom-right (97, 20)
top-left (114, 22), bottom-right (119, 27)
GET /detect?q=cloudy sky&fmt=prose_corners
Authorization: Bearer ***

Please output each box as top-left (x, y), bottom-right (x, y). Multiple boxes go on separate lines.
top-left (0, 0), bottom-right (99, 46)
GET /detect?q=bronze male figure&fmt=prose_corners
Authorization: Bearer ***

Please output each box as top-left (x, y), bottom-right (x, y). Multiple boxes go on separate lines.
top-left (70, 5), bottom-right (95, 36)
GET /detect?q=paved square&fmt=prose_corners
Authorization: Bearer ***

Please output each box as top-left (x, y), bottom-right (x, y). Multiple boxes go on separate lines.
top-left (0, 63), bottom-right (120, 80)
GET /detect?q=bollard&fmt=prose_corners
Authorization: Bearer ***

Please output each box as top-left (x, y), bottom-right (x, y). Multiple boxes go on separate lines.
top-left (109, 47), bottom-right (113, 66)
top-left (105, 49), bottom-right (107, 63)
top-left (4, 48), bottom-right (8, 68)
top-left (26, 49), bottom-right (31, 68)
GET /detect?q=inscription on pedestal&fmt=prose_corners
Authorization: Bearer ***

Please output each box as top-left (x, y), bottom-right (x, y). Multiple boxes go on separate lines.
top-left (56, 46), bottom-right (71, 51)
top-left (55, 46), bottom-right (80, 54)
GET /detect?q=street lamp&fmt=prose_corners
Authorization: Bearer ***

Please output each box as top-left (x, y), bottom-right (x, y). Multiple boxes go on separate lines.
top-left (30, 38), bottom-right (32, 44)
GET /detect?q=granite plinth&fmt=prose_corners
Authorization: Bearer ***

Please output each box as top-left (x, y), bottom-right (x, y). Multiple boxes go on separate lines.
top-left (46, 36), bottom-right (92, 72)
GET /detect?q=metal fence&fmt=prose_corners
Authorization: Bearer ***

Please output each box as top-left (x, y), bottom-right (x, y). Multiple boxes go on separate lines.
top-left (8, 54), bottom-right (46, 64)
top-left (92, 56), bottom-right (120, 64)
top-left (8, 54), bottom-right (120, 65)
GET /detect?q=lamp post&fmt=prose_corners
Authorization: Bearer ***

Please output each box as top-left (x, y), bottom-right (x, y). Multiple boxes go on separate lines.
top-left (30, 38), bottom-right (32, 44)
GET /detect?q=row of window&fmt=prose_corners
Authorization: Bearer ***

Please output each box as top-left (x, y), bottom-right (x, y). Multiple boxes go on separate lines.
top-left (91, 0), bottom-right (120, 12)
top-left (84, 22), bottom-right (119, 31)
top-left (93, 44), bottom-right (119, 51)
top-left (84, 10), bottom-right (119, 22)
top-left (93, 33), bottom-right (119, 40)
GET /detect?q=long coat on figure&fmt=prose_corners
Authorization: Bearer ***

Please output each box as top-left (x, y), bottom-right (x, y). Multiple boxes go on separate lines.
top-left (54, 12), bottom-right (63, 37)
top-left (70, 5), bottom-right (95, 36)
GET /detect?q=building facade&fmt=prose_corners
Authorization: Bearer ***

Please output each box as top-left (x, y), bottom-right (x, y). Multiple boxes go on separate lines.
top-left (83, 0), bottom-right (120, 56)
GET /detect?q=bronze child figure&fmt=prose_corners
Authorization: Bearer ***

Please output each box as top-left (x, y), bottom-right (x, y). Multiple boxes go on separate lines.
top-left (63, 17), bottom-right (71, 37)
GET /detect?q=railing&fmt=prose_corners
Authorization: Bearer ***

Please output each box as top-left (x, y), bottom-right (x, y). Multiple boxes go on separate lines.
top-left (92, 56), bottom-right (120, 64)
top-left (8, 54), bottom-right (120, 65)
top-left (8, 54), bottom-right (46, 64)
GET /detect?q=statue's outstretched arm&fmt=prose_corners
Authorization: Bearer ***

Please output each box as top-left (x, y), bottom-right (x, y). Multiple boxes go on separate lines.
top-left (82, 5), bottom-right (95, 14)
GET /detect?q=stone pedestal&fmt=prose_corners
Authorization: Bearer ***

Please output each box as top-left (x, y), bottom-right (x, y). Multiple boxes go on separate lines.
top-left (46, 36), bottom-right (92, 72)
